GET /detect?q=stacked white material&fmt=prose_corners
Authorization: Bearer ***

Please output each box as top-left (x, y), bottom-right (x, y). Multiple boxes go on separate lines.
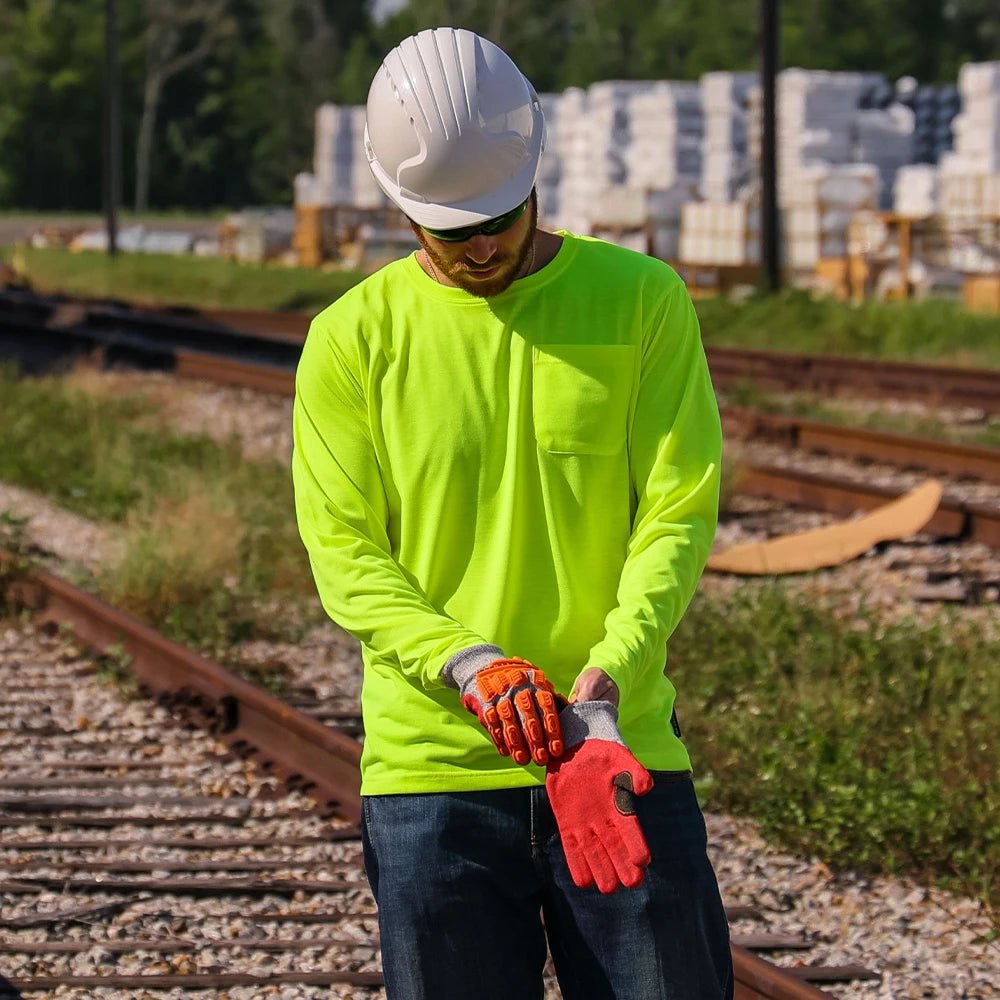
top-left (781, 164), bottom-right (879, 268)
top-left (778, 71), bottom-right (877, 175)
top-left (535, 92), bottom-right (566, 224)
top-left (854, 104), bottom-right (915, 208)
top-left (622, 82), bottom-right (703, 188)
top-left (230, 209), bottom-right (296, 264)
top-left (937, 62), bottom-right (1000, 272)
top-left (679, 201), bottom-right (760, 266)
top-left (586, 181), bottom-right (699, 260)
top-left (948, 62), bottom-right (1000, 173)
top-left (545, 87), bottom-right (592, 233)
top-left (893, 164), bottom-right (939, 217)
top-left (939, 172), bottom-right (1000, 222)
top-left (312, 104), bottom-right (386, 208)
top-left (748, 70), bottom-right (883, 205)
top-left (648, 180), bottom-right (701, 259)
top-left (701, 72), bottom-right (757, 201)
top-left (553, 81), bottom-right (703, 237)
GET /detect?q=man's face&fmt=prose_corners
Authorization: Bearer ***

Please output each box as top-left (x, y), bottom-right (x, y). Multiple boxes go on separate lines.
top-left (413, 194), bottom-right (537, 298)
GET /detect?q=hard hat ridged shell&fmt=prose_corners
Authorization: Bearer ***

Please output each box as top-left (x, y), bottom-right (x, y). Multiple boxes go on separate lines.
top-left (365, 28), bottom-right (545, 229)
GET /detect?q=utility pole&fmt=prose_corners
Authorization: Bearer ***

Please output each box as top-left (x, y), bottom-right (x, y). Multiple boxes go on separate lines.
top-left (760, 0), bottom-right (781, 292)
top-left (103, 0), bottom-right (122, 256)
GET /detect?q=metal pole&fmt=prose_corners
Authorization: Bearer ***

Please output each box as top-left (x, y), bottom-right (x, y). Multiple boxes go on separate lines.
top-left (760, 0), bottom-right (780, 292)
top-left (103, 0), bottom-right (121, 256)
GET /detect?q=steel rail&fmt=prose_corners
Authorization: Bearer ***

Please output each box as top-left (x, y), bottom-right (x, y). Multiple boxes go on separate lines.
top-left (5, 561), bottom-right (362, 823)
top-left (4, 287), bottom-right (1000, 411)
top-left (706, 346), bottom-right (1000, 414)
top-left (0, 563), bottom-right (848, 999)
top-left (169, 355), bottom-right (1000, 549)
top-left (723, 407), bottom-right (1000, 485)
top-left (737, 463), bottom-right (1000, 548)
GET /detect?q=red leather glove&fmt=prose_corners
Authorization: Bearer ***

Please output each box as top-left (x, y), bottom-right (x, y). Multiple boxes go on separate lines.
top-left (546, 700), bottom-right (653, 894)
top-left (444, 647), bottom-right (564, 766)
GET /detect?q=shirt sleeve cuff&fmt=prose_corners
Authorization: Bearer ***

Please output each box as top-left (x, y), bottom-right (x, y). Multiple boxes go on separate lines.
top-left (441, 644), bottom-right (506, 690)
top-left (559, 700), bottom-right (624, 750)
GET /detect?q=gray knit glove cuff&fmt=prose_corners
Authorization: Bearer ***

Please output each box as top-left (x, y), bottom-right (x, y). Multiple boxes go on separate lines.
top-left (441, 644), bottom-right (506, 690)
top-left (559, 700), bottom-right (625, 751)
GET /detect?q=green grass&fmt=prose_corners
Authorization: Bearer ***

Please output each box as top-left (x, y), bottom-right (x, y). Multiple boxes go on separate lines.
top-left (673, 585), bottom-right (999, 911)
top-left (697, 289), bottom-right (1000, 368)
top-left (9, 244), bottom-right (363, 313)
top-left (0, 366), bottom-right (318, 656)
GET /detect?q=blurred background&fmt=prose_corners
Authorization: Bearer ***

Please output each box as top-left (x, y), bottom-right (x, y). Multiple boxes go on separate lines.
top-left (0, 0), bottom-right (997, 309)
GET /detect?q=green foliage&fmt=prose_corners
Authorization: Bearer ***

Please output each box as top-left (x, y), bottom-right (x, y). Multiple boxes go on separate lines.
top-left (2, 1), bottom-right (998, 210)
top-left (696, 290), bottom-right (1000, 368)
top-left (0, 368), bottom-right (317, 655)
top-left (674, 585), bottom-right (1000, 907)
top-left (0, 509), bottom-right (34, 618)
top-left (15, 245), bottom-right (363, 313)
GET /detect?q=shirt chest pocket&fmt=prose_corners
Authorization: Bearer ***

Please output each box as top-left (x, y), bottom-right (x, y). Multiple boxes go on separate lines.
top-left (532, 345), bottom-right (636, 456)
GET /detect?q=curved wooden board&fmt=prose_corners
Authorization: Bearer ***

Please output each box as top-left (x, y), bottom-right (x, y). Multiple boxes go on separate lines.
top-left (707, 480), bottom-right (943, 575)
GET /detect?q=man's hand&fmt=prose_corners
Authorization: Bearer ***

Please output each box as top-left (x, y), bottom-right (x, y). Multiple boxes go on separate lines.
top-left (456, 657), bottom-right (565, 766)
top-left (546, 700), bottom-right (653, 893)
top-left (570, 667), bottom-right (619, 707)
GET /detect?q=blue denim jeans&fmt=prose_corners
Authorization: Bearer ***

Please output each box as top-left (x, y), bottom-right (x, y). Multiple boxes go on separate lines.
top-left (361, 773), bottom-right (733, 1000)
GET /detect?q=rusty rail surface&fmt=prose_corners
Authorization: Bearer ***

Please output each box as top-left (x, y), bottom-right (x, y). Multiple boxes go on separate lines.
top-left (7, 563), bottom-right (362, 823)
top-left (4, 286), bottom-right (1000, 411)
top-left (737, 463), bottom-right (1000, 548)
top-left (706, 346), bottom-right (1000, 414)
top-left (171, 355), bottom-right (1000, 551)
top-left (0, 563), bottom-right (873, 999)
top-left (723, 407), bottom-right (1000, 485)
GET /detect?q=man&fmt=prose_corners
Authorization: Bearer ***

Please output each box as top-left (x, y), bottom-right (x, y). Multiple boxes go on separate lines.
top-left (292, 26), bottom-right (732, 1000)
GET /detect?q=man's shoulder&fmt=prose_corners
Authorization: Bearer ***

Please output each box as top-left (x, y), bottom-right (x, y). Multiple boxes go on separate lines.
top-left (565, 233), bottom-right (684, 291)
top-left (310, 256), bottom-right (412, 331)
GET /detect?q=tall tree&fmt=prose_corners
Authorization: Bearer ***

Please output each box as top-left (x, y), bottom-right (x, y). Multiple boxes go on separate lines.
top-left (134, 0), bottom-right (236, 211)
top-left (0, 0), bottom-right (110, 209)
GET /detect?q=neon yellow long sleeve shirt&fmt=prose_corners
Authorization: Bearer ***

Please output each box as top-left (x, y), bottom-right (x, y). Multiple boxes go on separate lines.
top-left (292, 233), bottom-right (721, 795)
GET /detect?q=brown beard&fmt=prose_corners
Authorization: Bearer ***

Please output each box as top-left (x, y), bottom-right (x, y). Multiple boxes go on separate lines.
top-left (414, 195), bottom-right (538, 299)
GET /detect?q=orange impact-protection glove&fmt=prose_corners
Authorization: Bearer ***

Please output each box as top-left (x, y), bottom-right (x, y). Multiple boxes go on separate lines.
top-left (443, 646), bottom-right (564, 766)
top-left (546, 700), bottom-right (654, 894)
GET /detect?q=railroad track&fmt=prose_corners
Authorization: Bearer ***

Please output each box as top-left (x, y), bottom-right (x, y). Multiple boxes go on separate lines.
top-left (0, 562), bottom-right (878, 998)
top-left (5, 283), bottom-right (1000, 575)
top-left (5, 284), bottom-right (1000, 558)
top-left (4, 285), bottom-right (1000, 411)
top-left (0, 629), bottom-right (381, 997)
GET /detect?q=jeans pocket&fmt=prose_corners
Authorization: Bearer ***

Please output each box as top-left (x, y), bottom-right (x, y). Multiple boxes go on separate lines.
top-left (532, 344), bottom-right (634, 455)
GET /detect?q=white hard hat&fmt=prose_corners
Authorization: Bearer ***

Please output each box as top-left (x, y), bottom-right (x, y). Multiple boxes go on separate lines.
top-left (364, 27), bottom-right (545, 230)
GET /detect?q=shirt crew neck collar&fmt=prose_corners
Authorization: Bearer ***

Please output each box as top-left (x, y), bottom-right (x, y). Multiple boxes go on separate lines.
top-left (401, 231), bottom-right (578, 303)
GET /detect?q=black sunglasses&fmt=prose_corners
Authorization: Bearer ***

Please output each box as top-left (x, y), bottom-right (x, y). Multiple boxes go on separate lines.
top-left (421, 199), bottom-right (528, 243)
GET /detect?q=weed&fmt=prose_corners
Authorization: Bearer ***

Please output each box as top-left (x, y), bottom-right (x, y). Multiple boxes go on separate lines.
top-left (93, 640), bottom-right (138, 699)
top-left (697, 289), bottom-right (1000, 369)
top-left (0, 369), bottom-right (317, 657)
top-left (13, 245), bottom-right (364, 314)
top-left (673, 584), bottom-right (1000, 911)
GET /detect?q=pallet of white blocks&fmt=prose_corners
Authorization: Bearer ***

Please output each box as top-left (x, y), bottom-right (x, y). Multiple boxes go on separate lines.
top-left (679, 201), bottom-right (760, 267)
top-left (949, 62), bottom-right (1000, 174)
top-left (313, 104), bottom-right (386, 209)
top-left (700, 72), bottom-right (757, 201)
top-left (588, 182), bottom-right (700, 259)
top-left (893, 164), bottom-right (939, 218)
top-left (781, 164), bottom-right (880, 269)
top-left (854, 105), bottom-right (916, 209)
